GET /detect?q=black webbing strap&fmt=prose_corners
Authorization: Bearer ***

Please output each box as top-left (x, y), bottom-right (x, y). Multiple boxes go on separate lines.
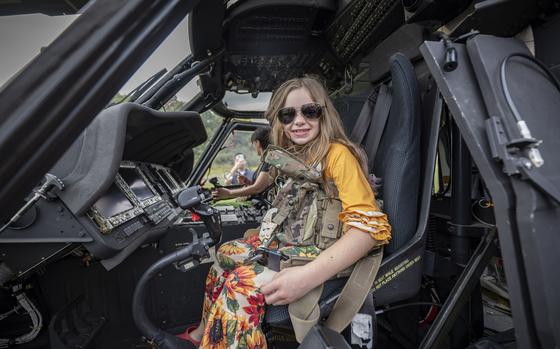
top-left (350, 89), bottom-right (379, 145)
top-left (365, 84), bottom-right (392, 171)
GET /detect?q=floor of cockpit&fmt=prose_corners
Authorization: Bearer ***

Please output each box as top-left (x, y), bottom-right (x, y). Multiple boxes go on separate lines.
top-left (26, 223), bottom-right (254, 348)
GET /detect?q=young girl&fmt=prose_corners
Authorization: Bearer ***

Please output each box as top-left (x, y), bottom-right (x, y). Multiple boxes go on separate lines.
top-left (181, 77), bottom-right (391, 348)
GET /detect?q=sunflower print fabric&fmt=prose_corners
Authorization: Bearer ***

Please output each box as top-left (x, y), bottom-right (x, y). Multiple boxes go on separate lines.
top-left (199, 234), bottom-right (320, 348)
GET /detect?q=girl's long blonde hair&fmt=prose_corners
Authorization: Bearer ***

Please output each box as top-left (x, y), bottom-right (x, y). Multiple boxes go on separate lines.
top-left (265, 76), bottom-right (368, 178)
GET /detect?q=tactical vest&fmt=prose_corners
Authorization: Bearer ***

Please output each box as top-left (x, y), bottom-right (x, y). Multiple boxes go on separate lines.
top-left (260, 146), bottom-right (343, 251)
top-left (260, 146), bottom-right (385, 342)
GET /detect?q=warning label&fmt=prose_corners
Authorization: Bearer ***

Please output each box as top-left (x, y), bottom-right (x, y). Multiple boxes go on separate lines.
top-left (373, 255), bottom-right (422, 291)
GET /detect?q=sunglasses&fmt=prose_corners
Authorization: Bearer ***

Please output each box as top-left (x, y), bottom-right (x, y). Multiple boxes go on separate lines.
top-left (277, 103), bottom-right (324, 124)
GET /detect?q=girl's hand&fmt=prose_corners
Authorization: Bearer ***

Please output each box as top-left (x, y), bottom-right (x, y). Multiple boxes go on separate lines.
top-left (261, 266), bottom-right (318, 305)
top-left (212, 187), bottom-right (232, 200)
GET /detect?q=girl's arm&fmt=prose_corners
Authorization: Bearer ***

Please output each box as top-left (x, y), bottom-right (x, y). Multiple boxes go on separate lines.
top-left (261, 227), bottom-right (378, 305)
top-left (213, 171), bottom-right (272, 199)
top-left (262, 143), bottom-right (390, 305)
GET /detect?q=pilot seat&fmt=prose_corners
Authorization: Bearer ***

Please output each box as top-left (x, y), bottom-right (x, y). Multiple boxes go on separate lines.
top-left (264, 53), bottom-right (441, 348)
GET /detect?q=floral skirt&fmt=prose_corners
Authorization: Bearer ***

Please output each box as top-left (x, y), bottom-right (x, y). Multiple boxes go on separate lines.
top-left (199, 235), bottom-right (321, 349)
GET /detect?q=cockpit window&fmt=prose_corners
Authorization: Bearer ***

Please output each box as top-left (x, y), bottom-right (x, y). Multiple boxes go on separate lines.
top-left (121, 15), bottom-right (191, 103)
top-left (205, 129), bottom-right (261, 187)
top-left (192, 110), bottom-right (223, 173)
top-left (160, 76), bottom-right (201, 112)
top-left (0, 14), bottom-right (78, 88)
top-left (223, 91), bottom-right (272, 112)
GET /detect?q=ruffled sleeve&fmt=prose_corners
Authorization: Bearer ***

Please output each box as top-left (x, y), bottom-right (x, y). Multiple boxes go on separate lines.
top-left (324, 144), bottom-right (392, 243)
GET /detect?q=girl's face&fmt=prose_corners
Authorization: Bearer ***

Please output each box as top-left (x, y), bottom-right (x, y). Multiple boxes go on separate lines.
top-left (281, 87), bottom-right (320, 146)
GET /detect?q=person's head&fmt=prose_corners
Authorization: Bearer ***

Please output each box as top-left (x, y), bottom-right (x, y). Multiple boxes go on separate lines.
top-left (265, 76), bottom-right (367, 174)
top-left (251, 126), bottom-right (271, 156)
top-left (234, 153), bottom-right (247, 169)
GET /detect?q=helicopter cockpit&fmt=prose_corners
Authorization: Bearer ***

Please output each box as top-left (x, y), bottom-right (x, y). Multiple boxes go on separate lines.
top-left (1, 0), bottom-right (560, 348)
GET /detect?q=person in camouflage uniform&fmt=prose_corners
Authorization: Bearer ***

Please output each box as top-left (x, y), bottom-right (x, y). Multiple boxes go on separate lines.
top-left (182, 77), bottom-right (391, 348)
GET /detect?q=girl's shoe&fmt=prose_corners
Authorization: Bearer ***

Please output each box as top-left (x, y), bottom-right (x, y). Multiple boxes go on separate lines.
top-left (177, 325), bottom-right (201, 347)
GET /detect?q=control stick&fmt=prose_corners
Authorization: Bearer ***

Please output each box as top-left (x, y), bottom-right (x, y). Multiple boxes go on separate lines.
top-left (132, 185), bottom-right (222, 349)
top-left (176, 186), bottom-right (222, 246)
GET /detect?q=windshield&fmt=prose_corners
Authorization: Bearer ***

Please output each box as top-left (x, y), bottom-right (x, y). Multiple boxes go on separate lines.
top-left (0, 14), bottom-right (193, 103)
top-left (0, 14), bottom-right (78, 88)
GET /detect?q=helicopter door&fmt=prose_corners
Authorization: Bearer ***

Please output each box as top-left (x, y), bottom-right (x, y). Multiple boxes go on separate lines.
top-left (421, 35), bottom-right (560, 349)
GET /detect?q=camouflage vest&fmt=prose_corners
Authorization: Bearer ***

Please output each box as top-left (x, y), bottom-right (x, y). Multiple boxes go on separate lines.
top-left (260, 146), bottom-right (343, 250)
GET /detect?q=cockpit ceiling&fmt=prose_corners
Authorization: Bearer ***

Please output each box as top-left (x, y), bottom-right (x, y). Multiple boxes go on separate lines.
top-left (223, 2), bottom-right (339, 92)
top-left (218, 0), bottom-right (404, 93)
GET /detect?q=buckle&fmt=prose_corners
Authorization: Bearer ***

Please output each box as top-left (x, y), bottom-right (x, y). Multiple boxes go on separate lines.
top-left (243, 247), bottom-right (289, 272)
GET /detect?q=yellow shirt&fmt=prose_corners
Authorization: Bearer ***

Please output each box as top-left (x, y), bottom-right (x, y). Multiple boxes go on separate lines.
top-left (324, 143), bottom-right (391, 243)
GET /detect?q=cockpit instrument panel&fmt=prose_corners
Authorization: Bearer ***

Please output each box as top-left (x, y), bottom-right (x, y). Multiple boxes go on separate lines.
top-left (86, 162), bottom-right (180, 235)
top-left (151, 164), bottom-right (184, 196)
top-left (88, 182), bottom-right (143, 234)
top-left (119, 163), bottom-right (161, 207)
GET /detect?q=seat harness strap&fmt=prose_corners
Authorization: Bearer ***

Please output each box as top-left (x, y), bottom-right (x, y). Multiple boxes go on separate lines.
top-left (287, 247), bottom-right (383, 341)
top-left (324, 247), bottom-right (383, 332)
top-left (288, 284), bottom-right (324, 343)
top-left (322, 84), bottom-right (390, 333)
top-left (365, 84), bottom-right (392, 172)
top-left (350, 89), bottom-right (378, 144)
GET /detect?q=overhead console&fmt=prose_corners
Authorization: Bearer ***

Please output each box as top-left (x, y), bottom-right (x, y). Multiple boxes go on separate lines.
top-left (325, 0), bottom-right (403, 63)
top-left (0, 103), bottom-right (207, 275)
top-left (219, 0), bottom-right (341, 92)
top-left (191, 0), bottom-right (407, 95)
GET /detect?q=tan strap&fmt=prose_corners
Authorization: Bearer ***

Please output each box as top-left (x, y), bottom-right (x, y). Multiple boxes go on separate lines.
top-left (288, 284), bottom-right (324, 343)
top-left (324, 248), bottom-right (383, 332)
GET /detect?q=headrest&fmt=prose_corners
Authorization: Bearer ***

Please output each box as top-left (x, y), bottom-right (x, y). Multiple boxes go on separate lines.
top-left (367, 24), bottom-right (424, 83)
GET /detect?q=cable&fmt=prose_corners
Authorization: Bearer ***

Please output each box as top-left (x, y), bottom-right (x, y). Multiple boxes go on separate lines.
top-left (500, 53), bottom-right (560, 168)
top-left (375, 302), bottom-right (442, 315)
top-left (2, 206), bottom-right (38, 230)
top-left (452, 30), bottom-right (480, 44)
top-left (500, 53), bottom-right (560, 123)
top-left (471, 200), bottom-right (495, 227)
top-left (0, 290), bottom-right (43, 348)
top-left (0, 304), bottom-right (21, 321)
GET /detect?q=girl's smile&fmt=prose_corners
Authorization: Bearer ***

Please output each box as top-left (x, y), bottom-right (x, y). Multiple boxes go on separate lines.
top-left (282, 87), bottom-right (320, 145)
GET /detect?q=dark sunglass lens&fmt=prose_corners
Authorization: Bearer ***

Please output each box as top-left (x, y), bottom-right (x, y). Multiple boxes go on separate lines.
top-left (301, 104), bottom-right (322, 119)
top-left (278, 107), bottom-right (296, 124)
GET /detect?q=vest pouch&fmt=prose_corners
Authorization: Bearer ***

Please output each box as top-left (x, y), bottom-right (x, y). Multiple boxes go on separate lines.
top-left (301, 197), bottom-right (318, 244)
top-left (315, 197), bottom-right (343, 250)
top-left (278, 183), bottom-right (318, 246)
